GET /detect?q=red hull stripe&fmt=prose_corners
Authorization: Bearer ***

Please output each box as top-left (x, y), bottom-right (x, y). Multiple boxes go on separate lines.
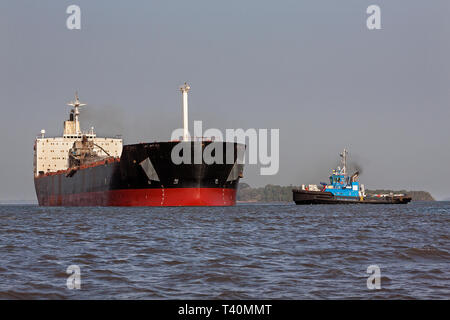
top-left (41, 188), bottom-right (237, 207)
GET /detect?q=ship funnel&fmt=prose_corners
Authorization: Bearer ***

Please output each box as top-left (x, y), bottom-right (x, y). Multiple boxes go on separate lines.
top-left (350, 171), bottom-right (359, 182)
top-left (180, 83), bottom-right (190, 141)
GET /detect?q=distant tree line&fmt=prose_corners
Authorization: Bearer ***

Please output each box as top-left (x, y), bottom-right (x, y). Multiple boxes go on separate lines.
top-left (237, 183), bottom-right (435, 202)
top-left (237, 183), bottom-right (293, 202)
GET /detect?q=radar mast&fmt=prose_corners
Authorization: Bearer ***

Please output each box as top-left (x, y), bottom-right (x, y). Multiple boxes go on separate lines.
top-left (67, 91), bottom-right (87, 135)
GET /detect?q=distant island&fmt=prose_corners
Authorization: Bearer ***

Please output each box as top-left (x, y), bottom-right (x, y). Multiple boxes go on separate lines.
top-left (237, 183), bottom-right (435, 202)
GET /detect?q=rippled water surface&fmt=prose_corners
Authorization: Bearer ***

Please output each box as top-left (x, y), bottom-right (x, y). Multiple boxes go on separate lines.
top-left (0, 202), bottom-right (448, 299)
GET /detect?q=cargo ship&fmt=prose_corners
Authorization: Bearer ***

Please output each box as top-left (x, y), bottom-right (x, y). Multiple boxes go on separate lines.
top-left (34, 84), bottom-right (245, 206)
top-left (292, 149), bottom-right (412, 205)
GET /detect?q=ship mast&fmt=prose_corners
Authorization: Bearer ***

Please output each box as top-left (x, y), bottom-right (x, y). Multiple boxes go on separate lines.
top-left (67, 92), bottom-right (86, 135)
top-left (340, 148), bottom-right (348, 175)
top-left (180, 82), bottom-right (190, 141)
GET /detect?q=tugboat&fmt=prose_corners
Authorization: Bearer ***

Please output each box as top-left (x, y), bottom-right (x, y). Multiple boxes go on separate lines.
top-left (292, 149), bottom-right (412, 205)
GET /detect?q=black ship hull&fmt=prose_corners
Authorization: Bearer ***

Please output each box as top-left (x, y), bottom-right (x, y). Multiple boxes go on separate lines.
top-left (34, 141), bottom-right (245, 206)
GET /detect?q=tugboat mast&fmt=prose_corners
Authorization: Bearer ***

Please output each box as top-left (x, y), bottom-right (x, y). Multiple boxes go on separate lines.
top-left (340, 148), bottom-right (348, 175)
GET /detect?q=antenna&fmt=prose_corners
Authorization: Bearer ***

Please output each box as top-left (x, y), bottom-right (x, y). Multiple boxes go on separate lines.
top-left (67, 91), bottom-right (87, 135)
top-left (180, 82), bottom-right (191, 141)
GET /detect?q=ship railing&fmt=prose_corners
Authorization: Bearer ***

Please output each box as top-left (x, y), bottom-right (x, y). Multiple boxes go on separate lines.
top-left (170, 136), bottom-right (215, 142)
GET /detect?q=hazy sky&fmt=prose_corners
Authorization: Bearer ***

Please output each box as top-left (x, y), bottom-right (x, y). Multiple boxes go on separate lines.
top-left (1, 0), bottom-right (450, 200)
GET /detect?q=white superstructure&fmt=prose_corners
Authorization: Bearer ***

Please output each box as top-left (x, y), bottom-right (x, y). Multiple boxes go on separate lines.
top-left (34, 93), bottom-right (123, 176)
